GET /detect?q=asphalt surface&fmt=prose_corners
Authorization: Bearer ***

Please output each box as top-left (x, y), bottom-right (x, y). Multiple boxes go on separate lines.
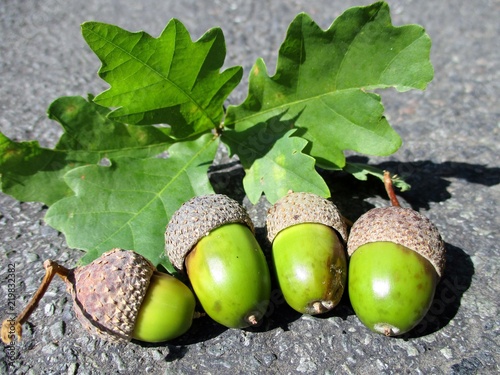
top-left (1, 0), bottom-right (499, 374)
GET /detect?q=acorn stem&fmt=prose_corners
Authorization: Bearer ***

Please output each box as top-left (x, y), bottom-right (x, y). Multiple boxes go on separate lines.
top-left (383, 171), bottom-right (401, 207)
top-left (1, 260), bottom-right (70, 344)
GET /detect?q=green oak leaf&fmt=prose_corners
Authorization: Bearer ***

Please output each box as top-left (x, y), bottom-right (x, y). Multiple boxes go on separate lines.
top-left (343, 162), bottom-right (411, 191)
top-left (222, 112), bottom-right (329, 204)
top-left (241, 129), bottom-right (329, 204)
top-left (44, 134), bottom-right (218, 271)
top-left (225, 1), bottom-right (433, 170)
top-left (0, 133), bottom-right (66, 205)
top-left (0, 96), bottom-right (174, 205)
top-left (82, 19), bottom-right (242, 138)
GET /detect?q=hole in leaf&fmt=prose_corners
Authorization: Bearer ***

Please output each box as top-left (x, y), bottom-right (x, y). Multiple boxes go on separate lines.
top-left (156, 151), bottom-right (170, 159)
top-left (98, 158), bottom-right (111, 167)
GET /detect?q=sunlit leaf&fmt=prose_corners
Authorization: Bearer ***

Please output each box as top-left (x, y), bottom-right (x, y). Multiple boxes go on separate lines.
top-left (226, 1), bottom-right (433, 171)
top-left (222, 113), bottom-right (329, 204)
top-left (0, 96), bottom-right (174, 205)
top-left (45, 134), bottom-right (218, 270)
top-left (82, 20), bottom-right (242, 138)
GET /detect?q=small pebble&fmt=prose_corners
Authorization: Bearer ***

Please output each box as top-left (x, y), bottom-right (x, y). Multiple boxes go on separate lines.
top-left (44, 302), bottom-right (55, 317)
top-left (450, 357), bottom-right (483, 375)
top-left (111, 353), bottom-right (126, 372)
top-left (152, 350), bottom-right (164, 361)
top-left (41, 343), bottom-right (58, 355)
top-left (50, 321), bottom-right (65, 341)
top-left (296, 358), bottom-right (317, 373)
top-left (58, 252), bottom-right (70, 262)
top-left (206, 342), bottom-right (225, 357)
top-left (256, 353), bottom-right (277, 367)
top-left (67, 362), bottom-right (78, 375)
top-left (441, 347), bottom-right (453, 359)
top-left (40, 225), bottom-right (58, 238)
top-left (25, 252), bottom-right (39, 263)
top-left (376, 359), bottom-right (388, 371)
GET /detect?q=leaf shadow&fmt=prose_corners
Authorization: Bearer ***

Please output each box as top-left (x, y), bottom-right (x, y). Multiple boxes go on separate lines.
top-left (209, 159), bottom-right (247, 202)
top-left (320, 157), bottom-right (480, 337)
top-left (220, 109), bottom-right (301, 168)
top-left (243, 236), bottom-right (304, 333)
top-left (315, 243), bottom-right (474, 340)
top-left (207, 154), bottom-right (488, 337)
top-left (401, 242), bottom-right (475, 339)
top-left (326, 156), bottom-right (500, 216)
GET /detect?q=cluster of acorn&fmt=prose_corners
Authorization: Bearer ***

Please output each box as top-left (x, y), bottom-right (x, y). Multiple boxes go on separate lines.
top-left (1, 172), bottom-right (445, 345)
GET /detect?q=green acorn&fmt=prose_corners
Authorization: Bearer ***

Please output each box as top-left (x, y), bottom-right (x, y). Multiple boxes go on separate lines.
top-left (266, 192), bottom-right (348, 314)
top-left (347, 172), bottom-right (445, 336)
top-left (165, 194), bottom-right (271, 328)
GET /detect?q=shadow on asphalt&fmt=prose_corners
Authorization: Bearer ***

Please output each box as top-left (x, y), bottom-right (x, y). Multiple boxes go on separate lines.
top-left (402, 242), bottom-right (475, 339)
top-left (339, 156), bottom-right (500, 213)
top-left (193, 155), bottom-right (483, 343)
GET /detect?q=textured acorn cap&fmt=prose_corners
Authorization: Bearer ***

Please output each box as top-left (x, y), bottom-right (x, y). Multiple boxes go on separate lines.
top-left (347, 206), bottom-right (445, 277)
top-left (165, 194), bottom-right (255, 271)
top-left (266, 192), bottom-right (348, 244)
top-left (65, 248), bottom-right (155, 342)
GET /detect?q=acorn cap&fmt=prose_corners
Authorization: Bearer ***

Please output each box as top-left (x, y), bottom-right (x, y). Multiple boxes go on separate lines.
top-left (347, 206), bottom-right (445, 277)
top-left (165, 194), bottom-right (255, 271)
top-left (266, 192), bottom-right (348, 244)
top-left (65, 249), bottom-right (155, 342)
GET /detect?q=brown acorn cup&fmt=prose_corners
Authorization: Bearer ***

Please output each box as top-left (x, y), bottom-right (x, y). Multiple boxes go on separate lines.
top-left (165, 194), bottom-right (254, 271)
top-left (347, 172), bottom-right (445, 277)
top-left (1, 249), bottom-right (197, 344)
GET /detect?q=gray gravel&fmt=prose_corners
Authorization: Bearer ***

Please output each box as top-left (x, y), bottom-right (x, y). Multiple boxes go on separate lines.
top-left (1, 0), bottom-right (499, 374)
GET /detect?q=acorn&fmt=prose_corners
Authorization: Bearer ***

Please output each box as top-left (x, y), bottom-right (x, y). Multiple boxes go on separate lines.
top-left (266, 192), bottom-right (348, 314)
top-left (347, 172), bottom-right (445, 336)
top-left (1, 249), bottom-right (196, 344)
top-left (165, 194), bottom-right (271, 328)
